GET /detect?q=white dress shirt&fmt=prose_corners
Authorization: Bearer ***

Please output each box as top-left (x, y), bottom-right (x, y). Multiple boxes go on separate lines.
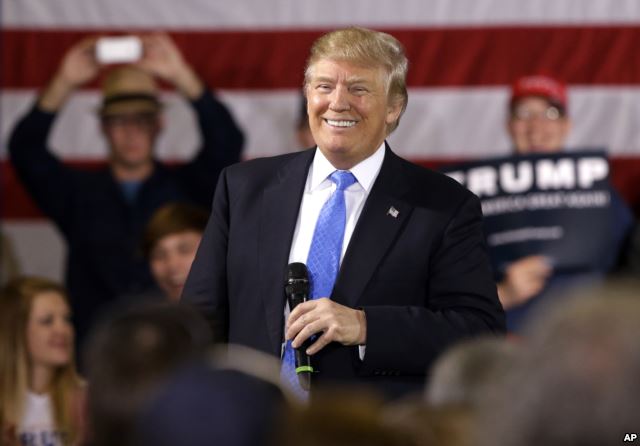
top-left (283, 142), bottom-right (386, 359)
top-left (288, 142), bottom-right (386, 266)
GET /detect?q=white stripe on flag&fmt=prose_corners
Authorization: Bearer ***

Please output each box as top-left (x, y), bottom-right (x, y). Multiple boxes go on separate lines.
top-left (3, 87), bottom-right (640, 161)
top-left (3, 0), bottom-right (640, 29)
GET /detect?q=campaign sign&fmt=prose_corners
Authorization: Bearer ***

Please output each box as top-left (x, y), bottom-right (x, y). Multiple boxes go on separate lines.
top-left (442, 151), bottom-right (614, 275)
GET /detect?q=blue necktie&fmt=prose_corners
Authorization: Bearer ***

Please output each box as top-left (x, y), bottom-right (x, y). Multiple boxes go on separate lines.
top-left (306, 170), bottom-right (357, 299)
top-left (281, 170), bottom-right (357, 399)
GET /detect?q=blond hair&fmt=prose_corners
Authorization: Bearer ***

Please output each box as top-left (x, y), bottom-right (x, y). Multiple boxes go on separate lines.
top-left (0, 276), bottom-right (84, 445)
top-left (304, 27), bottom-right (409, 133)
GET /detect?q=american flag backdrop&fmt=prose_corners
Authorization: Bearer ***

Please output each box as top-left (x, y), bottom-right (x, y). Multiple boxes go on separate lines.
top-left (2, 0), bottom-right (640, 280)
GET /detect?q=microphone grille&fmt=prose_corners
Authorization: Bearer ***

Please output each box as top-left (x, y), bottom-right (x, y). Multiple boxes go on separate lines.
top-left (286, 262), bottom-right (309, 283)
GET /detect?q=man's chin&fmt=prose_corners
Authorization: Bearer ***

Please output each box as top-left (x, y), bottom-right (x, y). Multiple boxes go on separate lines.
top-left (529, 145), bottom-right (561, 154)
top-left (317, 143), bottom-right (352, 157)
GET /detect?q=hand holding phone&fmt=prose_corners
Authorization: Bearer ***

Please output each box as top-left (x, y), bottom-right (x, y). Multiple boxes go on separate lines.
top-left (96, 36), bottom-right (143, 64)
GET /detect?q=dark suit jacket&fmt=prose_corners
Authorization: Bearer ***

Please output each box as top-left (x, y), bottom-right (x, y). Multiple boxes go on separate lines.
top-left (183, 145), bottom-right (505, 398)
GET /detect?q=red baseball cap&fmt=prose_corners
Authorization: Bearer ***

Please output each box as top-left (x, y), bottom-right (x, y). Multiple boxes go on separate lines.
top-left (510, 75), bottom-right (568, 110)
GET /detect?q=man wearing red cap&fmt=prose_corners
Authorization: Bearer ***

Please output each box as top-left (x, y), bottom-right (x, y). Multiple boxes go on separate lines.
top-left (498, 75), bottom-right (633, 329)
top-left (507, 74), bottom-right (571, 154)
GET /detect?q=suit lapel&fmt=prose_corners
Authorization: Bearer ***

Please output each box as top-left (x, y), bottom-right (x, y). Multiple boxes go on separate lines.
top-left (333, 147), bottom-right (413, 308)
top-left (258, 150), bottom-right (314, 353)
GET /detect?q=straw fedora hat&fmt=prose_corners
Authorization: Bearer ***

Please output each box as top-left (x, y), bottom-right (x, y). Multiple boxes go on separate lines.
top-left (99, 66), bottom-right (162, 117)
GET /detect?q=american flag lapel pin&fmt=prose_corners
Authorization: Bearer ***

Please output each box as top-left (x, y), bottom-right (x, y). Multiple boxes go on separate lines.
top-left (387, 206), bottom-right (399, 218)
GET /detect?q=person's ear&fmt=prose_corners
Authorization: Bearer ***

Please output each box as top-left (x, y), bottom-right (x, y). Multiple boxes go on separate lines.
top-left (385, 97), bottom-right (404, 127)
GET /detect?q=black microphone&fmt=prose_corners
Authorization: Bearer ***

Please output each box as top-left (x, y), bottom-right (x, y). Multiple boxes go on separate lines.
top-left (285, 262), bottom-right (313, 391)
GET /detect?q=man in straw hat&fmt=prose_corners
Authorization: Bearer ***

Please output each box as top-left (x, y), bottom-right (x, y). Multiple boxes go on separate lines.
top-left (9, 33), bottom-right (244, 351)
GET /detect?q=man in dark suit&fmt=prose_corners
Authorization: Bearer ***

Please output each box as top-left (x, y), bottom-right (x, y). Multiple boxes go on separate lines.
top-left (183, 27), bottom-right (504, 399)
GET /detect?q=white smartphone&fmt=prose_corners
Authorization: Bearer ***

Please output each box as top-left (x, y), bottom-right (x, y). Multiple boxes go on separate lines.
top-left (96, 36), bottom-right (143, 64)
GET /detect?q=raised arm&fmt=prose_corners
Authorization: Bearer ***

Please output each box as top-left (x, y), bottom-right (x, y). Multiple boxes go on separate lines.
top-left (136, 33), bottom-right (244, 207)
top-left (9, 38), bottom-right (101, 226)
top-left (39, 37), bottom-right (101, 112)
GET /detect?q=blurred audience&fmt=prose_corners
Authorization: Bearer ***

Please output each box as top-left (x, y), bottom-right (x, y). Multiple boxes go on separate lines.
top-left (0, 232), bottom-right (21, 285)
top-left (497, 74), bottom-right (633, 329)
top-left (135, 345), bottom-right (287, 446)
top-left (479, 279), bottom-right (640, 446)
top-left (425, 336), bottom-right (517, 409)
top-left (0, 276), bottom-right (86, 446)
top-left (274, 391), bottom-right (419, 446)
top-left (274, 390), bottom-right (473, 446)
top-left (625, 224), bottom-right (640, 272)
top-left (141, 202), bottom-right (209, 302)
top-left (8, 33), bottom-right (243, 351)
top-left (384, 399), bottom-right (473, 446)
top-left (84, 302), bottom-right (211, 446)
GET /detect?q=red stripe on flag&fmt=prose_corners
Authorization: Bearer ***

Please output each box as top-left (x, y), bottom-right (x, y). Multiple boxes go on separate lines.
top-left (3, 159), bottom-right (640, 219)
top-left (2, 26), bottom-right (640, 90)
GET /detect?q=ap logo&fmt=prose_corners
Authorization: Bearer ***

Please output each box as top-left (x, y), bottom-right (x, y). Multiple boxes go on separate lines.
top-left (624, 433), bottom-right (638, 442)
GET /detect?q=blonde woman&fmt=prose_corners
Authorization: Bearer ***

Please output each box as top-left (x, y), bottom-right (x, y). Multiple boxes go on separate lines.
top-left (0, 277), bottom-right (86, 446)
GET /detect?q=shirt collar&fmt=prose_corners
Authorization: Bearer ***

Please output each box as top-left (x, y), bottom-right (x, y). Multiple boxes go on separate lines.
top-left (309, 141), bottom-right (386, 193)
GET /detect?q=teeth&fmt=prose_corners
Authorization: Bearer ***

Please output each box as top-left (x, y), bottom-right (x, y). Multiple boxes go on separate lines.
top-left (326, 119), bottom-right (356, 128)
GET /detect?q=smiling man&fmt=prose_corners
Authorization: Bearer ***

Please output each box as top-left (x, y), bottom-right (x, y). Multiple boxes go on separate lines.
top-left (183, 27), bottom-right (504, 399)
